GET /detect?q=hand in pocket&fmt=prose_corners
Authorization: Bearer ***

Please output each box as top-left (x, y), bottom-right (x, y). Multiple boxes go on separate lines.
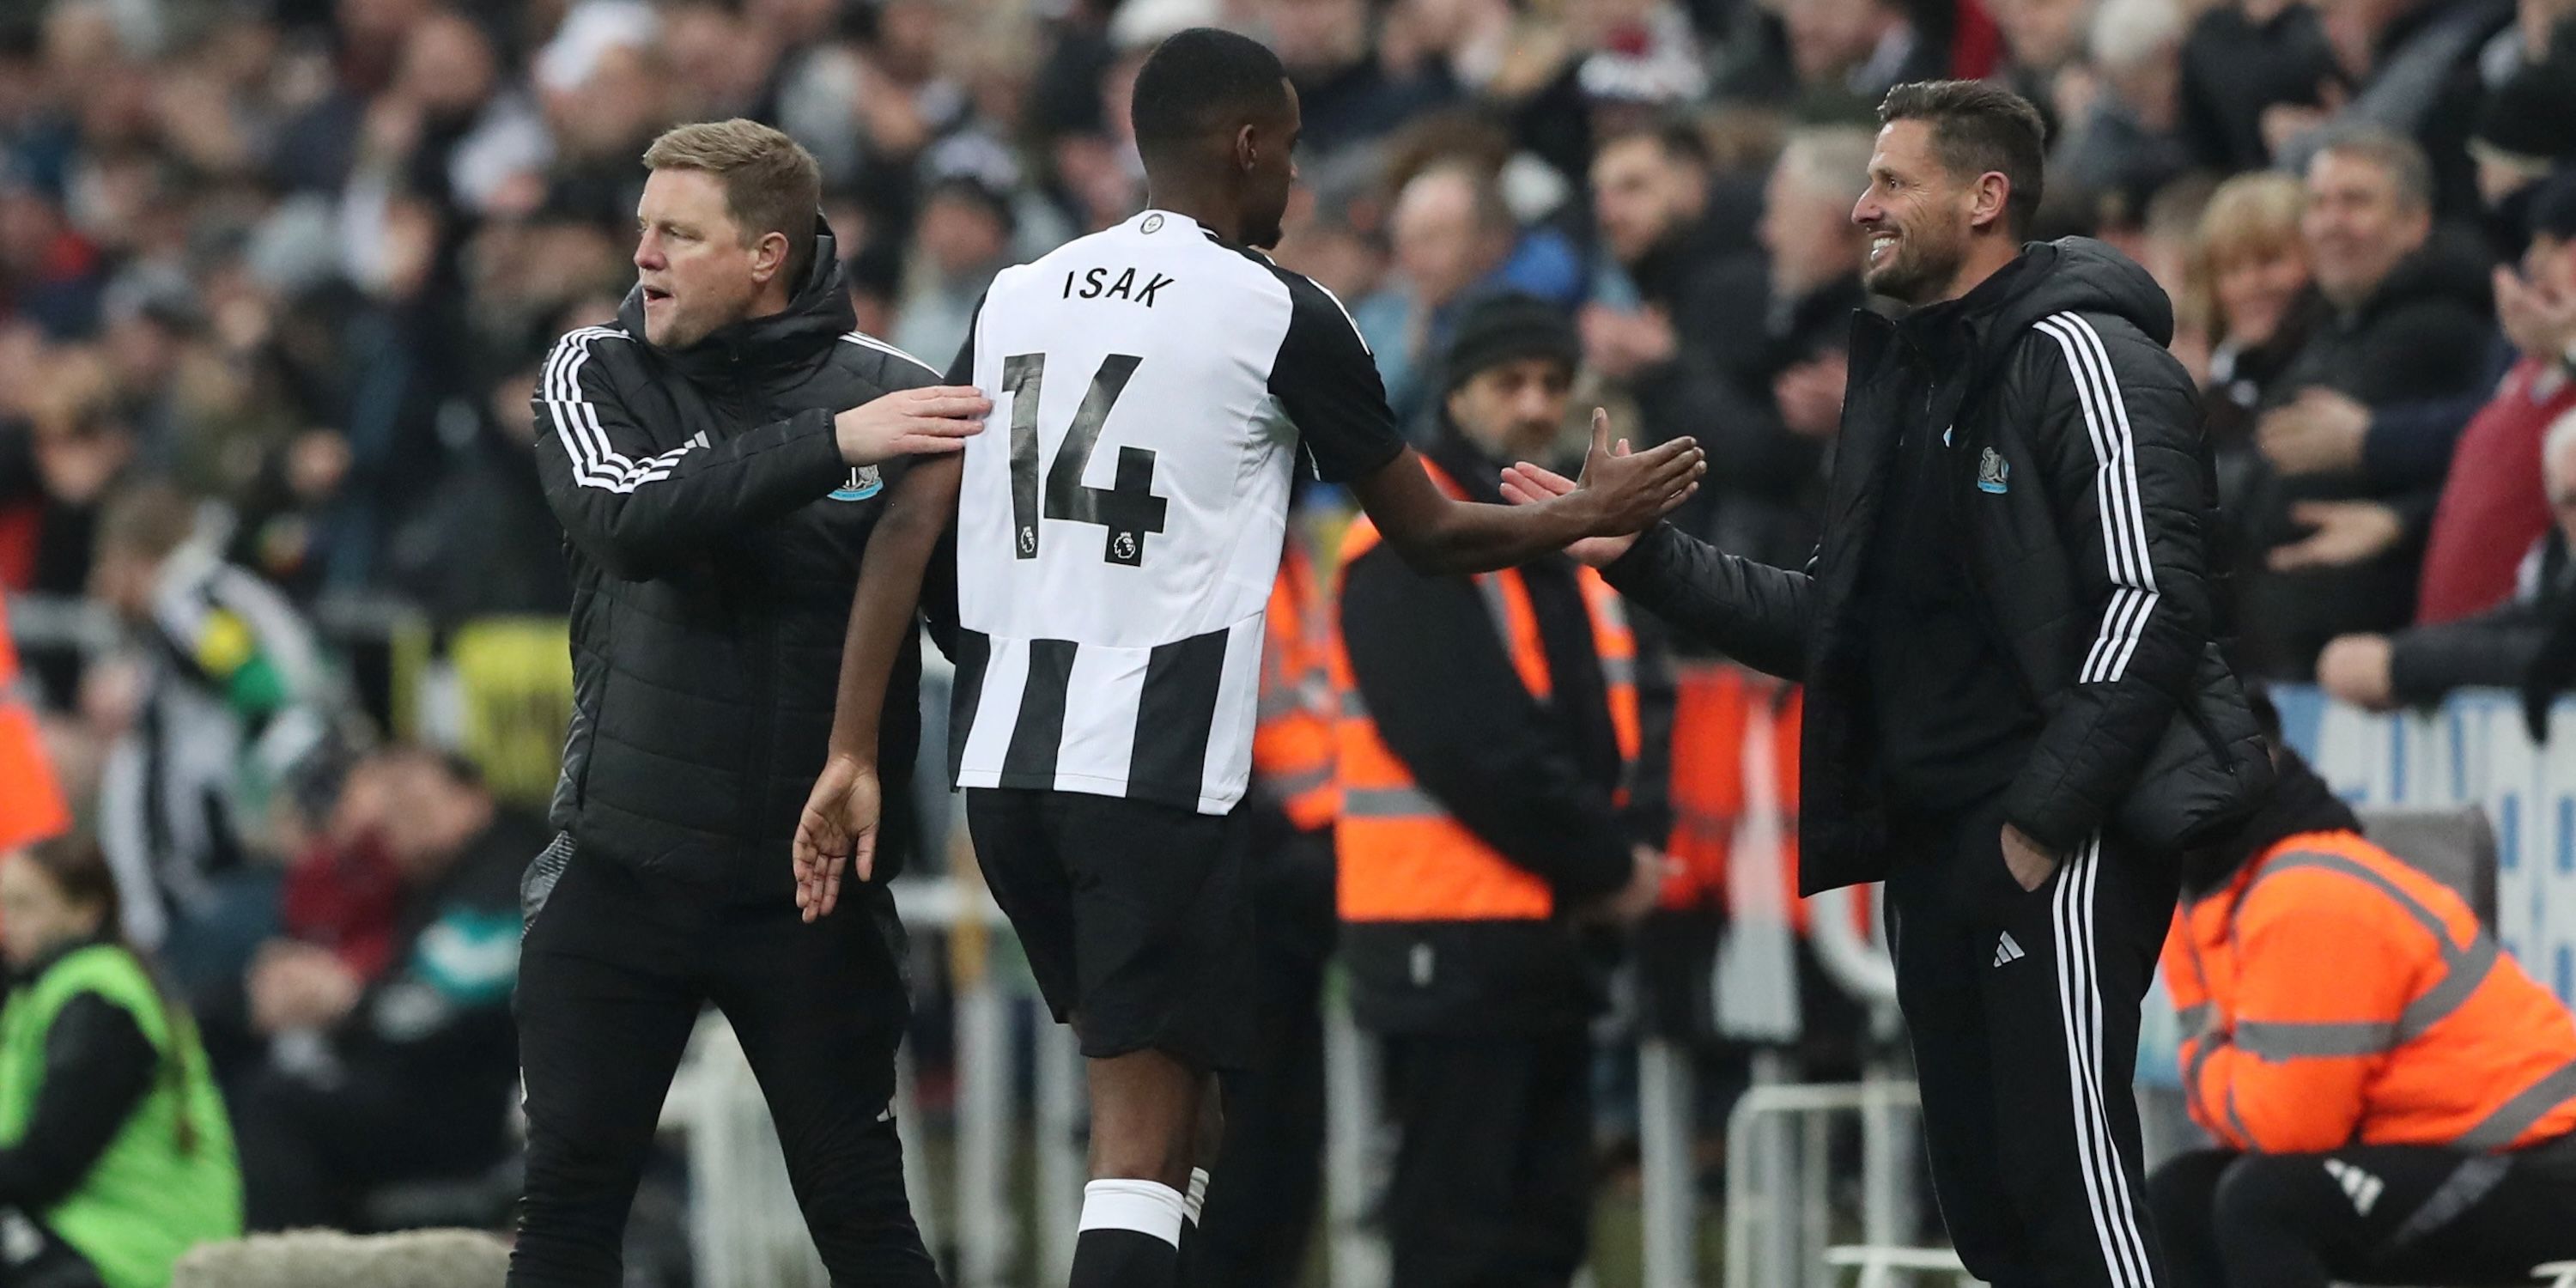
top-left (2001, 823), bottom-right (2060, 892)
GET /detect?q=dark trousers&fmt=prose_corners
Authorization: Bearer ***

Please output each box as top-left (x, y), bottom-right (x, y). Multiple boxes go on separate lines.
top-left (507, 841), bottom-right (935, 1288)
top-left (1382, 1030), bottom-right (1594, 1288)
top-left (1195, 827), bottom-right (1334, 1288)
top-left (1886, 799), bottom-right (2178, 1288)
top-left (2149, 1140), bottom-right (2576, 1287)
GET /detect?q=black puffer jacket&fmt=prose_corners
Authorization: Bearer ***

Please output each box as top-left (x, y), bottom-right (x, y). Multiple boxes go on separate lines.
top-left (534, 222), bottom-right (935, 901)
top-left (1604, 238), bottom-right (2273, 894)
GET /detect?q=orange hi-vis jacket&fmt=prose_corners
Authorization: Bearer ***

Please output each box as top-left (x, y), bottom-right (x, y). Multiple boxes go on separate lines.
top-left (0, 591), bottom-right (70, 850)
top-left (1252, 535), bottom-right (1340, 831)
top-left (2166, 829), bottom-right (2576, 1153)
top-left (1332, 459), bottom-right (1641, 922)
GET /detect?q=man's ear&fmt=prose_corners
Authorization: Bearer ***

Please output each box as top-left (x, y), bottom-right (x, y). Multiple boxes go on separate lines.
top-left (1235, 124), bottom-right (1261, 173)
top-left (1970, 172), bottom-right (2014, 234)
top-left (751, 229), bottom-right (791, 283)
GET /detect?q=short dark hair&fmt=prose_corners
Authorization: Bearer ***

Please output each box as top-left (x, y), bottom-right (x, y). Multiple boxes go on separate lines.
top-left (1878, 80), bottom-right (2049, 238)
top-left (1129, 27), bottom-right (1292, 163)
top-left (1604, 118), bottom-right (1715, 173)
top-left (2312, 124), bottom-right (2435, 213)
top-left (643, 119), bottom-right (824, 288)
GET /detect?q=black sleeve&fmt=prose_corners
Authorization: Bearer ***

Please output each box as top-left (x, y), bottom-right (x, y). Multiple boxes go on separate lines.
top-left (2361, 392), bottom-right (2483, 494)
top-left (2390, 593), bottom-right (2554, 703)
top-left (1599, 524), bottom-right (1814, 680)
top-left (2349, 304), bottom-right (2497, 407)
top-left (1339, 546), bottom-right (1633, 903)
top-left (945, 290), bottom-right (985, 386)
top-left (1265, 270), bottom-right (1406, 483)
top-left (532, 330), bottom-right (847, 580)
top-left (2002, 321), bottom-right (2216, 851)
top-left (0, 994), bottom-right (158, 1208)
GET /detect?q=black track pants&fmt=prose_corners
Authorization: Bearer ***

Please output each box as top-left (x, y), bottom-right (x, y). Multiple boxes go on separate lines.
top-left (2150, 1139), bottom-right (2576, 1287)
top-left (507, 839), bottom-right (936, 1288)
top-left (1886, 799), bottom-right (2180, 1288)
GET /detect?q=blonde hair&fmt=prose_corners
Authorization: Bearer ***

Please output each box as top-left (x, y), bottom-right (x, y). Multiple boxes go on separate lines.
top-left (642, 118), bottom-right (824, 289)
top-left (2187, 171), bottom-right (2307, 343)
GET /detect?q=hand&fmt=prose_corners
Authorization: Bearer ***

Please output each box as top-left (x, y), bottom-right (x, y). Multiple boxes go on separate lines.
top-left (1498, 458), bottom-right (1635, 567)
top-left (1773, 353), bottom-right (1848, 439)
top-left (834, 386), bottom-right (989, 465)
top-left (1578, 306), bottom-right (1677, 379)
top-left (2496, 265), bottom-right (2576, 363)
top-left (1587, 843), bottom-right (1676, 926)
top-left (1558, 408), bottom-right (1704, 536)
top-left (2269, 500), bottom-right (2403, 571)
top-left (247, 943), bottom-right (362, 1035)
top-left (2257, 388), bottom-right (2370, 477)
top-left (2001, 823), bottom-right (2059, 892)
top-left (793, 755), bottom-right (881, 922)
top-left (2317, 633), bottom-right (2397, 710)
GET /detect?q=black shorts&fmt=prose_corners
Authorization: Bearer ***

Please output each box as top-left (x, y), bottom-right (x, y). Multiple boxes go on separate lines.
top-left (965, 787), bottom-right (1255, 1072)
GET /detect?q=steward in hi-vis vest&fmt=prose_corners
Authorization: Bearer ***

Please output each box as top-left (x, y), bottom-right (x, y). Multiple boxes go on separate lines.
top-left (1330, 295), bottom-right (1671, 1288)
top-left (2148, 733), bottom-right (2576, 1288)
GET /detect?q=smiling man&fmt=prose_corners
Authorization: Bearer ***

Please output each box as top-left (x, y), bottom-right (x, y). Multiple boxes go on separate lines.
top-left (1504, 80), bottom-right (2272, 1287)
top-left (509, 119), bottom-right (986, 1288)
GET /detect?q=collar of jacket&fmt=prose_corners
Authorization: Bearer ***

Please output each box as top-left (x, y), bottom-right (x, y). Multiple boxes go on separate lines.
top-left (619, 215), bottom-right (860, 386)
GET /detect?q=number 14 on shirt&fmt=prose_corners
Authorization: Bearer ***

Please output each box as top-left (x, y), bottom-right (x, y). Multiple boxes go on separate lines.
top-left (1001, 352), bottom-right (1168, 568)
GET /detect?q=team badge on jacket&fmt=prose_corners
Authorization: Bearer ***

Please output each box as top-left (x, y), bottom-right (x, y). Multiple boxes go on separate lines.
top-left (830, 466), bottom-right (884, 501)
top-left (1977, 447), bottom-right (2010, 494)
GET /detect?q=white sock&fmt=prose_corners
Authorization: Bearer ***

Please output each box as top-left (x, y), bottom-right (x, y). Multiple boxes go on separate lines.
top-left (1078, 1178), bottom-right (1188, 1249)
top-left (1184, 1167), bottom-right (1211, 1226)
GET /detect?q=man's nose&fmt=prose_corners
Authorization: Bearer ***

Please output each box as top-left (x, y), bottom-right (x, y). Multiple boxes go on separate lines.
top-left (634, 235), bottom-right (660, 271)
top-left (1851, 193), bottom-right (1876, 226)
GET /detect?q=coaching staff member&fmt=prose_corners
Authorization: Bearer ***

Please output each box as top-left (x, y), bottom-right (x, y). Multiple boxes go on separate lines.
top-left (1507, 82), bottom-right (2272, 1287)
top-left (510, 119), bottom-right (984, 1287)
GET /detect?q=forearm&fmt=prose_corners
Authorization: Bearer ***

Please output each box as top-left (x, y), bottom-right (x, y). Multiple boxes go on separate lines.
top-left (539, 407), bottom-right (844, 579)
top-left (826, 459), bottom-right (959, 764)
top-left (1385, 492), bottom-right (1600, 575)
top-left (1600, 525), bottom-right (1812, 678)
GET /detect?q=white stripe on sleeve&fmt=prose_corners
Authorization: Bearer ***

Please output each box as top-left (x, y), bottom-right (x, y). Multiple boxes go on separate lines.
top-left (541, 327), bottom-right (699, 495)
top-left (2037, 313), bottom-right (2161, 684)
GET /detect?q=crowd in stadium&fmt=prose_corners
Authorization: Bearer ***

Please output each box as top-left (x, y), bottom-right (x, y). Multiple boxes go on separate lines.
top-left (4, 0), bottom-right (2576, 1281)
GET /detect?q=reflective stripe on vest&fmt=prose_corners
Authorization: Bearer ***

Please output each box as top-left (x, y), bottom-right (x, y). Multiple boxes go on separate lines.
top-left (1253, 538), bottom-right (1341, 831)
top-left (1331, 459), bottom-right (1639, 922)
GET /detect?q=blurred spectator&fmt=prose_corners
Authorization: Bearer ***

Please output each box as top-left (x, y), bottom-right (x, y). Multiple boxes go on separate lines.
top-left (2318, 413), bottom-right (2576, 708)
top-left (2409, 171), bottom-right (2576, 623)
top-left (1354, 160), bottom-right (1528, 427)
top-left (0, 835), bottom-right (243, 1288)
top-left (2049, 0), bottom-right (2192, 203)
top-left (87, 481), bottom-right (332, 993)
top-left (228, 746), bottom-right (537, 1232)
top-left (1257, 0), bottom-right (1459, 158)
top-left (2467, 48), bottom-right (2576, 253)
top-left (1592, 125), bottom-right (1871, 569)
top-left (2234, 128), bottom-right (2494, 677)
top-left (1988, 0), bottom-right (2095, 135)
top-left (892, 174), bottom-right (1016, 373)
top-left (2187, 172), bottom-right (2318, 641)
top-left (0, 343), bottom-right (135, 598)
top-left (2269, 0), bottom-right (2515, 216)
top-left (2177, 0), bottom-right (2342, 172)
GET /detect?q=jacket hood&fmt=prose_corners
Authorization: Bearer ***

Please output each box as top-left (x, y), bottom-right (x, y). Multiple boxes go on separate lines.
top-left (619, 215), bottom-right (858, 384)
top-left (1984, 237), bottom-right (2177, 347)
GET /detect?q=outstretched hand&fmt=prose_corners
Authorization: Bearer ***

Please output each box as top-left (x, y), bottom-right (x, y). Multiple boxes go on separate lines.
top-left (1499, 452), bottom-right (1640, 568)
top-left (1564, 408), bottom-right (1703, 537)
top-left (793, 756), bottom-right (881, 921)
